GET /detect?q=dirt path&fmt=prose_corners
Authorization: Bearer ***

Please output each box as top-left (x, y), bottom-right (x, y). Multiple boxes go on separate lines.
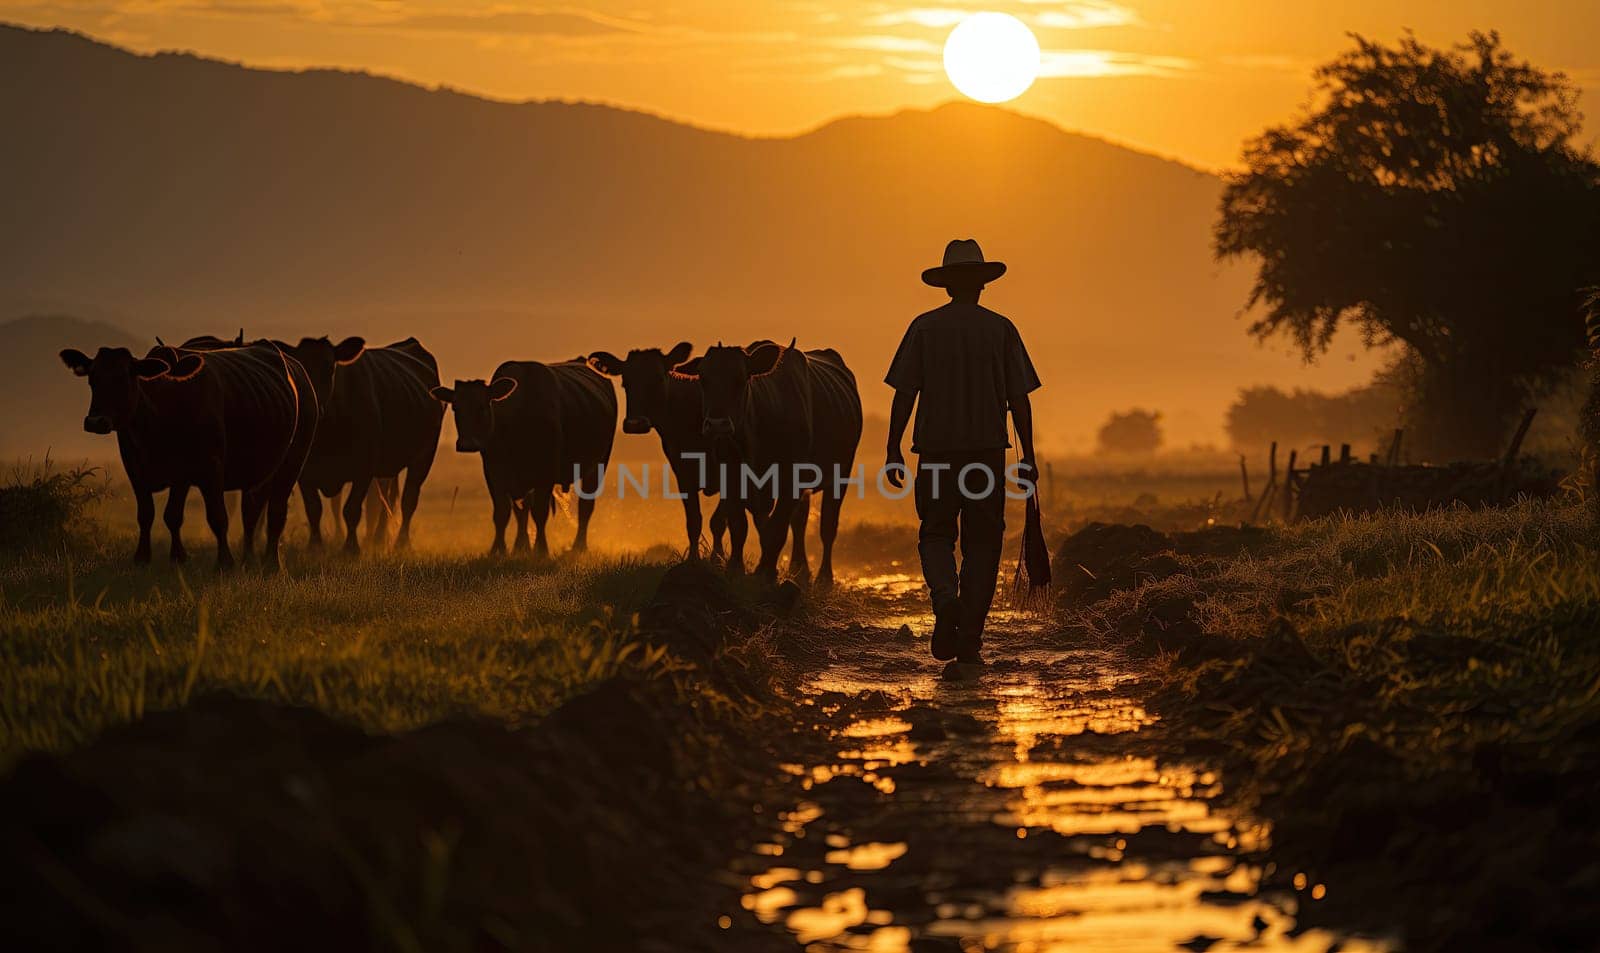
top-left (730, 574), bottom-right (1395, 953)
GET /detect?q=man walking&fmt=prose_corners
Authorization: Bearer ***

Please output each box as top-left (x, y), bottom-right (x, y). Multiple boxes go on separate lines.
top-left (885, 239), bottom-right (1041, 671)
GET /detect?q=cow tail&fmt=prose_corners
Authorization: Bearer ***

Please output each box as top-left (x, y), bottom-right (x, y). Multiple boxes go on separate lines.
top-left (277, 345), bottom-right (302, 447)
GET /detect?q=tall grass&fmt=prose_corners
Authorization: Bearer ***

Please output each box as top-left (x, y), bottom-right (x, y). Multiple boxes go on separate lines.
top-left (0, 457), bottom-right (110, 552)
top-left (0, 548), bottom-right (676, 754)
top-left (1071, 498), bottom-right (1600, 943)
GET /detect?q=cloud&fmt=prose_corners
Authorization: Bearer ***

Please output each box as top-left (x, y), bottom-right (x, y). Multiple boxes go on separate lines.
top-left (1038, 49), bottom-right (1194, 78)
top-left (884, 55), bottom-right (943, 74)
top-left (1216, 54), bottom-right (1315, 75)
top-left (1024, 1), bottom-right (1140, 30)
top-left (832, 34), bottom-right (942, 54)
top-left (382, 10), bottom-right (643, 38)
top-left (867, 2), bottom-right (1140, 31)
top-left (867, 7), bottom-right (969, 29)
top-left (816, 62), bottom-right (886, 80)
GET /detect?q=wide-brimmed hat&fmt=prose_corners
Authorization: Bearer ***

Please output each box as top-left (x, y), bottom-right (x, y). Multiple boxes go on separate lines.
top-left (922, 238), bottom-right (1007, 288)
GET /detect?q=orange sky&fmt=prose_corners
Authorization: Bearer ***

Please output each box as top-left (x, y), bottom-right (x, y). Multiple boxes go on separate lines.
top-left (5, 1), bottom-right (1599, 169)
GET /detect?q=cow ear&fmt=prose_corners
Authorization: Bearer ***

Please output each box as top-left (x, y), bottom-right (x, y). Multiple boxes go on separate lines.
top-left (664, 341), bottom-right (693, 366)
top-left (60, 349), bottom-right (92, 376)
top-left (168, 354), bottom-right (205, 381)
top-left (588, 351), bottom-right (623, 376)
top-left (334, 336), bottom-right (366, 365)
top-left (430, 385), bottom-right (455, 405)
top-left (133, 357), bottom-right (171, 380)
top-left (671, 356), bottom-right (702, 381)
top-left (489, 377), bottom-right (518, 402)
top-left (746, 341), bottom-right (787, 377)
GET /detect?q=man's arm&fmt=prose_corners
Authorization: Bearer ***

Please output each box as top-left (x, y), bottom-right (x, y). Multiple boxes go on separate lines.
top-left (1011, 392), bottom-right (1037, 472)
top-left (885, 388), bottom-right (916, 489)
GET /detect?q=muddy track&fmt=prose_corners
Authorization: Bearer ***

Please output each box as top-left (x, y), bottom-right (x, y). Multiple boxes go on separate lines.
top-left (729, 575), bottom-right (1396, 953)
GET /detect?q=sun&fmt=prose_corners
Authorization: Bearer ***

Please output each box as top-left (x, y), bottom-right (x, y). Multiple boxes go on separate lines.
top-left (944, 12), bottom-right (1041, 104)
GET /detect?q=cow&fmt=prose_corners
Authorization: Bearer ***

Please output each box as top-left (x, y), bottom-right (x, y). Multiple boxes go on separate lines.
top-left (587, 342), bottom-right (745, 561)
top-left (433, 360), bottom-right (616, 557)
top-left (59, 340), bottom-right (318, 571)
top-left (274, 336), bottom-right (444, 554)
top-left (674, 340), bottom-right (862, 586)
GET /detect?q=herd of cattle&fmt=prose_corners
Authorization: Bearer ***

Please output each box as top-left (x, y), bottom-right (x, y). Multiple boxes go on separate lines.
top-left (58, 333), bottom-right (863, 584)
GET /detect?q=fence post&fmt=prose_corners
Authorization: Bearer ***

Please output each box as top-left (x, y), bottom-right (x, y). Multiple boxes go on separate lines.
top-left (1284, 450), bottom-right (1299, 521)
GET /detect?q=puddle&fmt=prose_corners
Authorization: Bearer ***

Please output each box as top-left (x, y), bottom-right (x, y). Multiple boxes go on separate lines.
top-left (733, 577), bottom-right (1397, 952)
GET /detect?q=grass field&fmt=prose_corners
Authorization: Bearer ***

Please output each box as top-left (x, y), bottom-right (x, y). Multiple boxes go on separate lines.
top-left (0, 544), bottom-right (686, 754)
top-left (0, 445), bottom-right (1258, 760)
top-left (4, 447), bottom-right (1596, 948)
top-left (1060, 497), bottom-right (1600, 948)
top-left (0, 458), bottom-right (813, 951)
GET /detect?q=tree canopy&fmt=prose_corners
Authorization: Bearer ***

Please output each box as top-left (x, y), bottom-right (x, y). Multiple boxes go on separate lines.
top-left (1096, 409), bottom-right (1163, 455)
top-left (1216, 31), bottom-right (1600, 458)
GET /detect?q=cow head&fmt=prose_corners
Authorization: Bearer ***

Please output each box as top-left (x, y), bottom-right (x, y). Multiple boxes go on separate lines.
top-left (281, 336), bottom-right (365, 406)
top-left (59, 346), bottom-right (201, 433)
top-left (588, 342), bottom-right (693, 435)
top-left (675, 339), bottom-right (790, 440)
top-left (431, 377), bottom-right (517, 453)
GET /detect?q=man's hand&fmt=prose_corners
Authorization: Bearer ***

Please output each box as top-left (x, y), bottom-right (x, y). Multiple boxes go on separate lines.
top-left (885, 445), bottom-right (908, 490)
top-left (1014, 456), bottom-right (1038, 497)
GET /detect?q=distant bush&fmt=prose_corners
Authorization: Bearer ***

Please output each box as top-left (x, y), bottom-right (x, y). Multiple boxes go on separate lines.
top-left (0, 461), bottom-right (109, 551)
top-left (1226, 378), bottom-right (1401, 453)
top-left (1095, 409), bottom-right (1163, 455)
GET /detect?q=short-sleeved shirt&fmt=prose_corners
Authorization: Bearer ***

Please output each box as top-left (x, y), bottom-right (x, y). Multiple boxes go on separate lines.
top-left (884, 302), bottom-right (1041, 454)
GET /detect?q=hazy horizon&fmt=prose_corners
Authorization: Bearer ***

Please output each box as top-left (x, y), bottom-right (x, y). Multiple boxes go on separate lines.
top-left (1, 22), bottom-right (1389, 459)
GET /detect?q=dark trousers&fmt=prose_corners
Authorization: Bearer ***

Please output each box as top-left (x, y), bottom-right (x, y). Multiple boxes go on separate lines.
top-left (915, 449), bottom-right (1007, 650)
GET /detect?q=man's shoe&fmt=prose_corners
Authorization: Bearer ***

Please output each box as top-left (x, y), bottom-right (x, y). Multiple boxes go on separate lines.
top-left (930, 603), bottom-right (961, 661)
top-left (940, 657), bottom-right (984, 681)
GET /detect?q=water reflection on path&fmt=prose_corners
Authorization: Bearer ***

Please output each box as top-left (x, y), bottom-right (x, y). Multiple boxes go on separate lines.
top-left (734, 574), bottom-right (1394, 953)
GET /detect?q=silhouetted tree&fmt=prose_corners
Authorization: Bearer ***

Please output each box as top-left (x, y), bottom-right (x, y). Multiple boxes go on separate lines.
top-left (1216, 31), bottom-right (1600, 459)
top-left (1096, 409), bottom-right (1163, 455)
top-left (1226, 379), bottom-right (1401, 452)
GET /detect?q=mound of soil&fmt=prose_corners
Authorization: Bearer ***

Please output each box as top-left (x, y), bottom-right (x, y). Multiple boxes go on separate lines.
top-left (1056, 522), bottom-right (1281, 603)
top-left (1054, 522), bottom-right (1174, 600)
top-left (637, 559), bottom-right (755, 663)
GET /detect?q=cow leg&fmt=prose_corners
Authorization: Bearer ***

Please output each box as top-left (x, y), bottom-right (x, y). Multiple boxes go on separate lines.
top-left (199, 470), bottom-right (233, 571)
top-left (163, 485), bottom-right (189, 564)
top-left (239, 491), bottom-right (265, 566)
top-left (709, 498), bottom-right (727, 560)
top-left (365, 478), bottom-right (392, 549)
top-left (681, 488), bottom-right (703, 561)
top-left (261, 488), bottom-right (290, 574)
top-left (817, 488), bottom-right (844, 589)
top-left (512, 498), bottom-right (531, 553)
top-left (300, 480), bottom-right (325, 549)
top-left (725, 502), bottom-right (749, 575)
top-left (529, 486), bottom-right (553, 559)
top-left (341, 477), bottom-right (371, 556)
top-left (755, 475), bottom-right (797, 582)
top-left (788, 490), bottom-right (812, 585)
top-left (489, 491), bottom-right (512, 555)
top-left (573, 491), bottom-right (596, 554)
top-left (133, 487), bottom-right (155, 564)
top-left (396, 443), bottom-right (437, 551)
